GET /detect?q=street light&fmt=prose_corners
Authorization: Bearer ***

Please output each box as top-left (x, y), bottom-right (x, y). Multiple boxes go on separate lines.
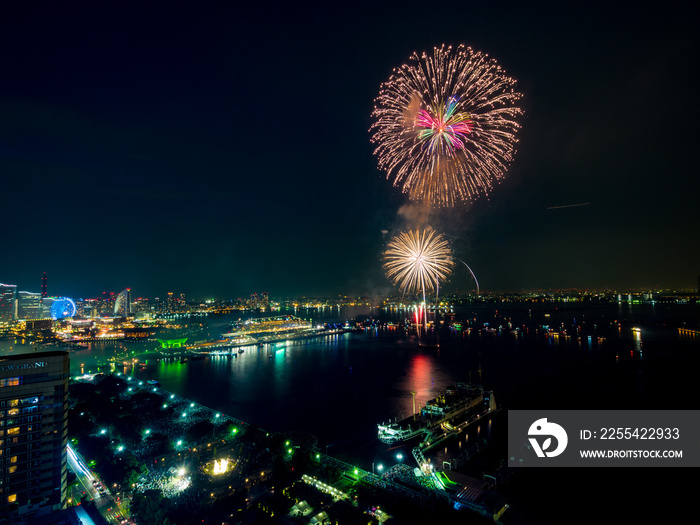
top-left (396, 453), bottom-right (403, 461)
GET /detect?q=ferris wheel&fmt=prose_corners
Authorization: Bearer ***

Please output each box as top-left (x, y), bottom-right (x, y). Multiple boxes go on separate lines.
top-left (50, 297), bottom-right (76, 319)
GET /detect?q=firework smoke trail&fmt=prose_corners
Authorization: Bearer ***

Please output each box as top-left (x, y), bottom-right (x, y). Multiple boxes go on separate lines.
top-left (459, 259), bottom-right (480, 296)
top-left (370, 44), bottom-right (523, 207)
top-left (383, 228), bottom-right (454, 299)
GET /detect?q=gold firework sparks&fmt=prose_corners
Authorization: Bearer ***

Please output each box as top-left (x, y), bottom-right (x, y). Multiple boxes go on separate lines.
top-left (370, 44), bottom-right (523, 207)
top-left (383, 227), bottom-right (454, 294)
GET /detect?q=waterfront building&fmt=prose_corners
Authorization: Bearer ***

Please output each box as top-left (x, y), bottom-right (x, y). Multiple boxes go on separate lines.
top-left (38, 297), bottom-right (54, 320)
top-left (114, 289), bottom-right (132, 317)
top-left (0, 283), bottom-right (17, 322)
top-left (99, 292), bottom-right (117, 317)
top-left (17, 292), bottom-right (42, 320)
top-left (0, 351), bottom-right (69, 520)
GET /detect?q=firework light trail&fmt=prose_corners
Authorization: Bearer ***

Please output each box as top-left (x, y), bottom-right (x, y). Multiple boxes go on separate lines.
top-left (370, 44), bottom-right (523, 207)
top-left (383, 227), bottom-right (454, 296)
top-left (459, 259), bottom-right (480, 296)
top-left (546, 202), bottom-right (590, 210)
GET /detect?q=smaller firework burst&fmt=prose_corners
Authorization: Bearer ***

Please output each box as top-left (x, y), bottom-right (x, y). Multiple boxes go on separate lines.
top-left (383, 227), bottom-right (453, 295)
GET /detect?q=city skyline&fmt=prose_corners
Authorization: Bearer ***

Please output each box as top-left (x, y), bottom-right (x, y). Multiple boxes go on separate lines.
top-left (1, 3), bottom-right (698, 299)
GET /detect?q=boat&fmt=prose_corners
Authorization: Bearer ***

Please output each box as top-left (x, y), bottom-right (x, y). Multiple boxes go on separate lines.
top-left (377, 383), bottom-right (495, 445)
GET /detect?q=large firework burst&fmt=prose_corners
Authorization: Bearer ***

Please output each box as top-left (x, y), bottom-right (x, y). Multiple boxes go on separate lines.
top-left (383, 227), bottom-right (454, 295)
top-left (370, 44), bottom-right (523, 207)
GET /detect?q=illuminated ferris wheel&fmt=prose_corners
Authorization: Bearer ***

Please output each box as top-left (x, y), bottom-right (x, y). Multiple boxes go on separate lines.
top-left (50, 297), bottom-right (76, 319)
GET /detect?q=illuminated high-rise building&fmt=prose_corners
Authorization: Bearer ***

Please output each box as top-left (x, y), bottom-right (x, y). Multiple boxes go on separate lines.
top-left (38, 297), bottom-right (54, 320)
top-left (41, 272), bottom-right (47, 298)
top-left (0, 351), bottom-right (69, 519)
top-left (114, 289), bottom-right (132, 317)
top-left (98, 292), bottom-right (116, 317)
top-left (166, 292), bottom-right (174, 314)
top-left (0, 283), bottom-right (17, 321)
top-left (17, 291), bottom-right (42, 320)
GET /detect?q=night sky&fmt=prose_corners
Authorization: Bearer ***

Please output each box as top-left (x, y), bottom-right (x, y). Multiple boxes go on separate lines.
top-left (2, 2), bottom-right (698, 299)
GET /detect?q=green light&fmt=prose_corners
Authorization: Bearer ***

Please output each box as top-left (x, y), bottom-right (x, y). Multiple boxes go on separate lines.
top-left (177, 440), bottom-right (182, 446)
top-left (157, 338), bottom-right (188, 349)
top-left (288, 449), bottom-right (292, 454)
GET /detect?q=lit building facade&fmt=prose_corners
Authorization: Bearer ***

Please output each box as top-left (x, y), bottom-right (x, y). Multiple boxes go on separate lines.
top-left (17, 292), bottom-right (42, 320)
top-left (114, 289), bottom-right (132, 317)
top-left (0, 283), bottom-right (17, 322)
top-left (38, 297), bottom-right (54, 320)
top-left (0, 351), bottom-right (69, 519)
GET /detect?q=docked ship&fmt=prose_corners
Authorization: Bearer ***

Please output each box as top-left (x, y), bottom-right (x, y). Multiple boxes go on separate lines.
top-left (378, 383), bottom-right (496, 444)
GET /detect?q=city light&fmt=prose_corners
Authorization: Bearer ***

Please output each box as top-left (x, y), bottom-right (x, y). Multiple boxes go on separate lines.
top-left (213, 459), bottom-right (229, 475)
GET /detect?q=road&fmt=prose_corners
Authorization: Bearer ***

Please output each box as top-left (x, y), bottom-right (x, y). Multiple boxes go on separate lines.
top-left (67, 445), bottom-right (130, 524)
